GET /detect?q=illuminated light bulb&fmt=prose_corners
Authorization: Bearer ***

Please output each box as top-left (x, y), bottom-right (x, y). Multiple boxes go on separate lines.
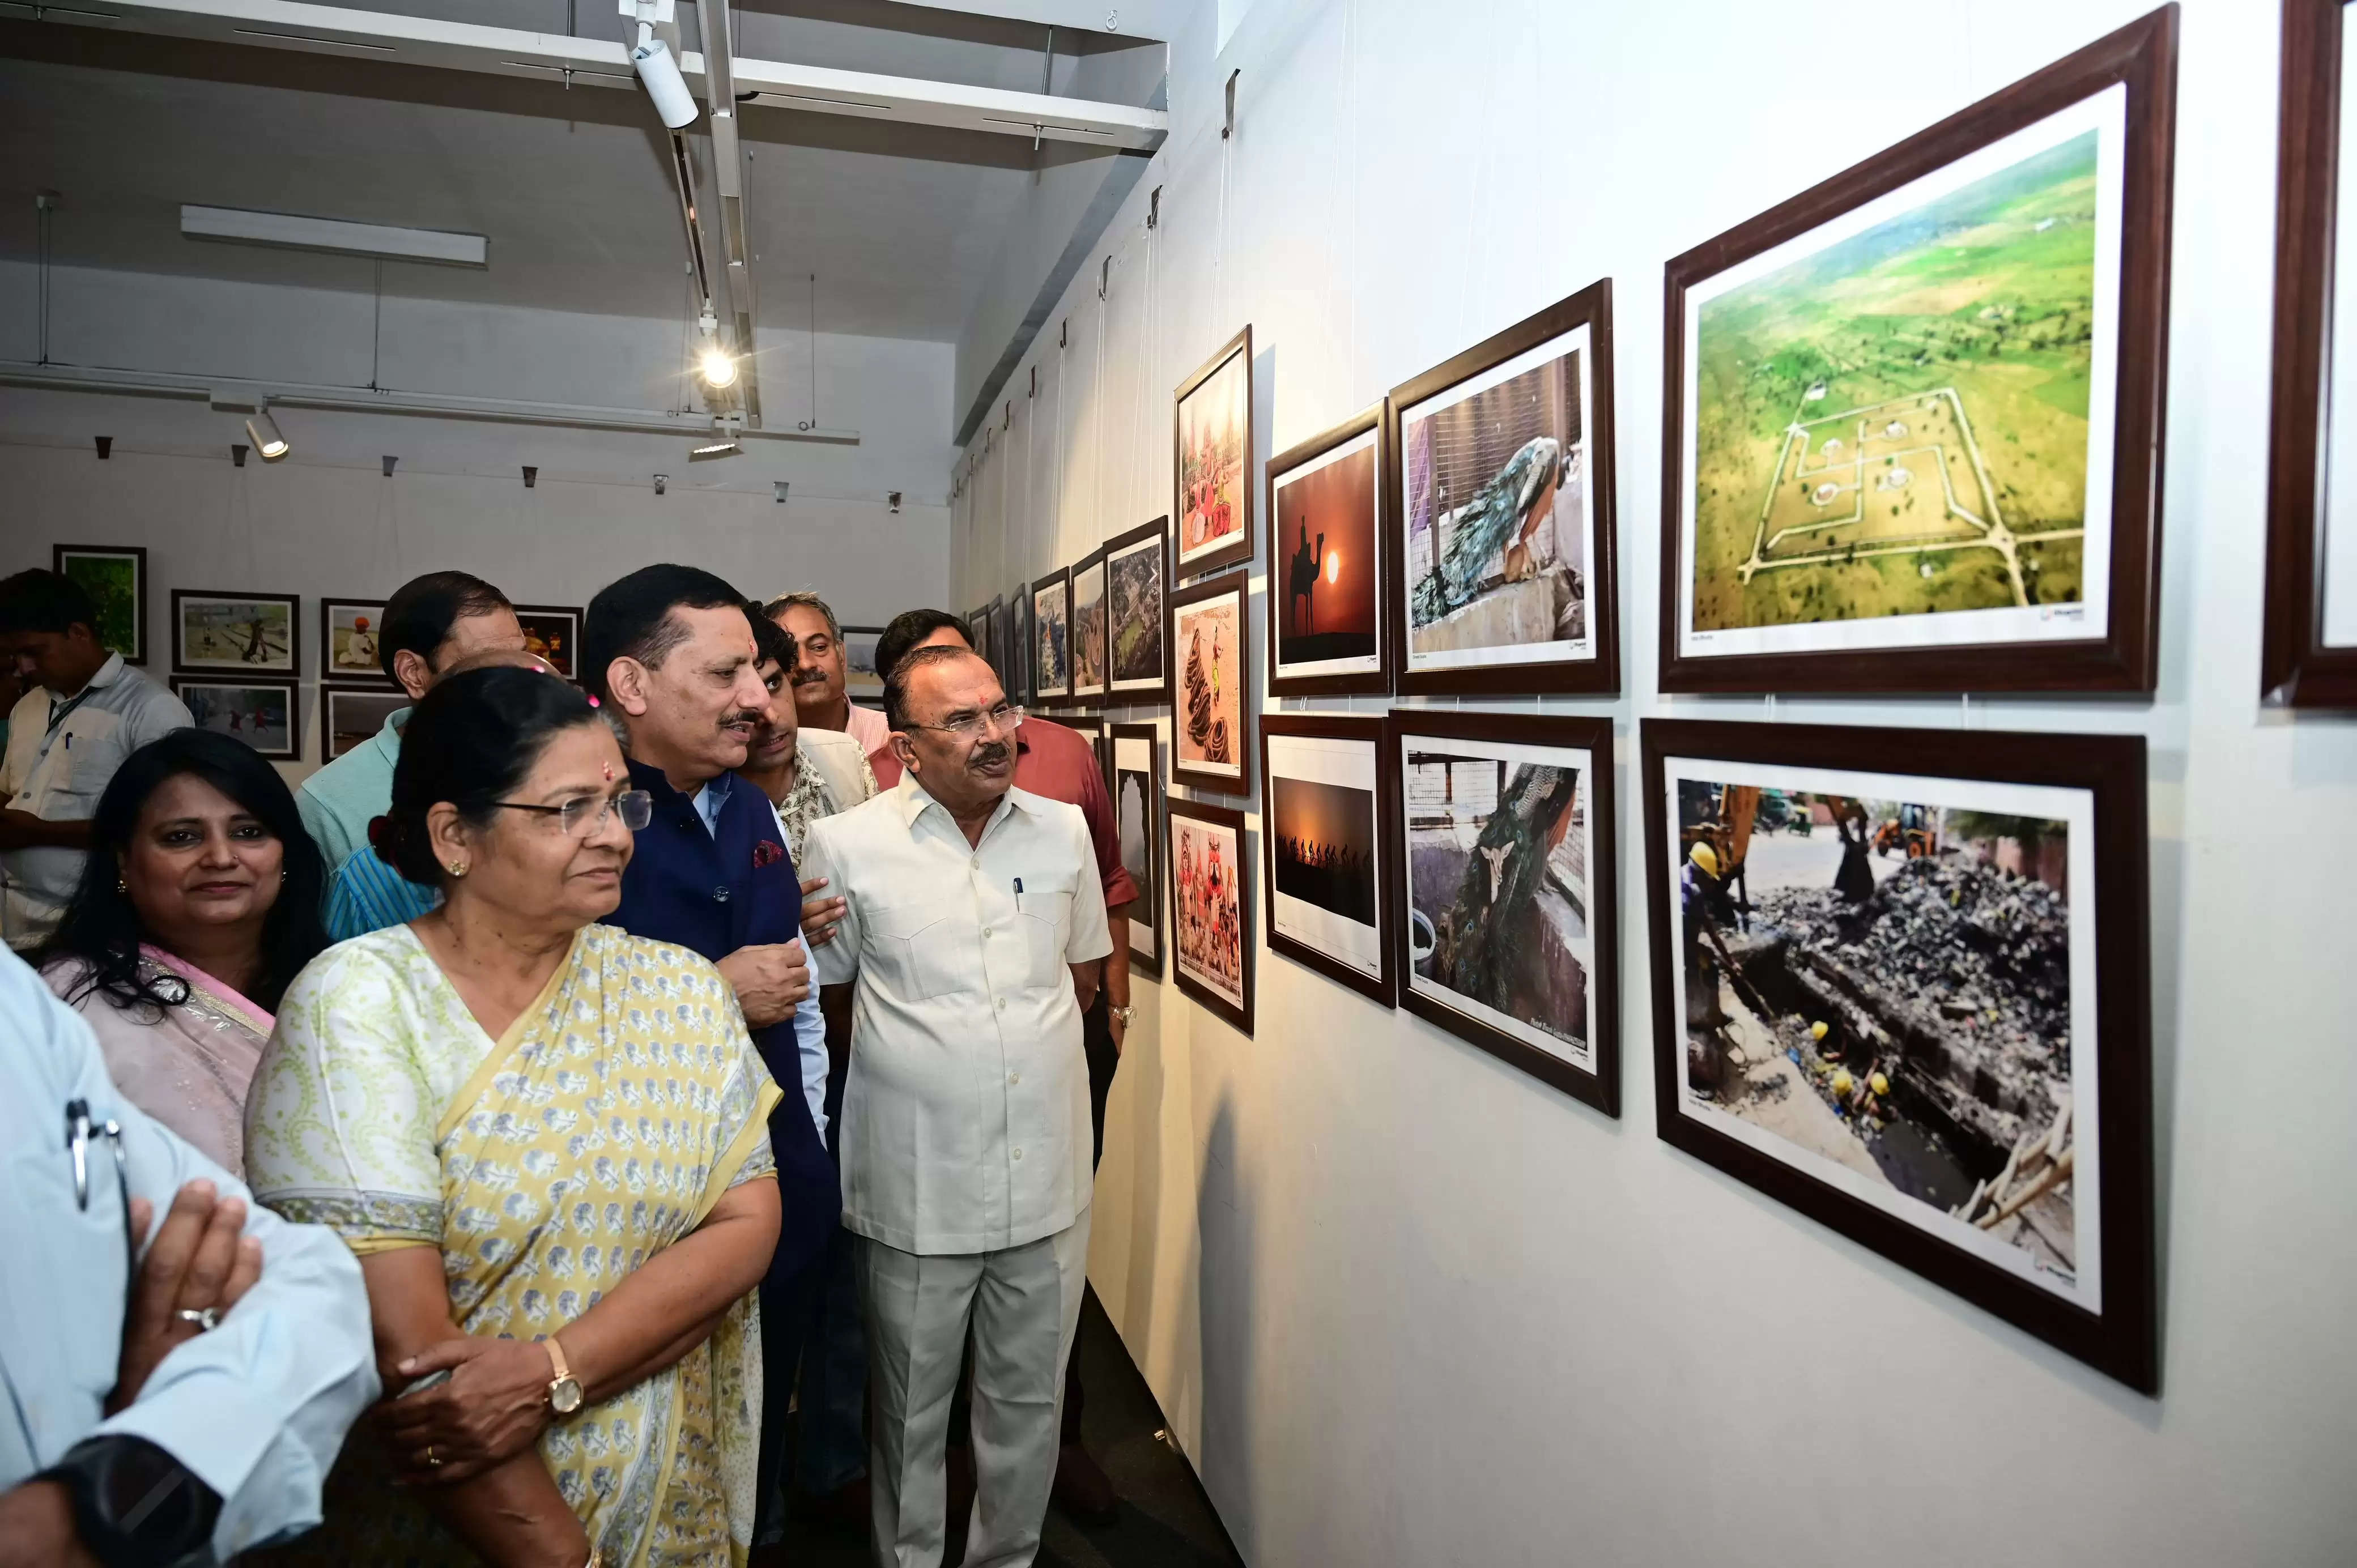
top-left (1325, 549), bottom-right (1340, 585)
top-left (700, 347), bottom-right (738, 388)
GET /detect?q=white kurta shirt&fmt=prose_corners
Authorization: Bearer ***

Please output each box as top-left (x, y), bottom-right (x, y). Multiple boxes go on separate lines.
top-left (801, 774), bottom-right (1111, 1254)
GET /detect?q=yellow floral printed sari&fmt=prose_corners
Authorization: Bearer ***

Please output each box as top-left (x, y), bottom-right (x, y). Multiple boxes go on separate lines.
top-left (245, 922), bottom-right (782, 1568)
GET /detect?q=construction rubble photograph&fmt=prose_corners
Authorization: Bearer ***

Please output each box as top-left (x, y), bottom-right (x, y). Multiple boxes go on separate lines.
top-left (1674, 777), bottom-right (2082, 1284)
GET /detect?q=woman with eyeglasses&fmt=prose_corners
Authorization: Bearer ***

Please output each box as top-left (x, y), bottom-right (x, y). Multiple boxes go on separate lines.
top-left (244, 666), bottom-right (783, 1568)
top-left (35, 728), bottom-right (328, 1178)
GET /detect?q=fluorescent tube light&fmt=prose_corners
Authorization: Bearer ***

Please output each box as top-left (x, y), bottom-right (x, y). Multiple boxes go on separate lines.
top-left (180, 205), bottom-right (489, 268)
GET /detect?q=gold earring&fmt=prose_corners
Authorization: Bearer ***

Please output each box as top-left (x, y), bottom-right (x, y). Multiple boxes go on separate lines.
top-left (448, 861), bottom-right (468, 877)
top-left (116, 878), bottom-right (128, 893)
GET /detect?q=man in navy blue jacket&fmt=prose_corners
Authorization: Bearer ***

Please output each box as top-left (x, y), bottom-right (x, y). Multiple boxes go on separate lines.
top-left (584, 564), bottom-right (835, 1549)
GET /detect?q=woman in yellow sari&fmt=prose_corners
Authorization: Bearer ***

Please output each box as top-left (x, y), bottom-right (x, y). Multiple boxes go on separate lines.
top-left (245, 667), bottom-right (782, 1568)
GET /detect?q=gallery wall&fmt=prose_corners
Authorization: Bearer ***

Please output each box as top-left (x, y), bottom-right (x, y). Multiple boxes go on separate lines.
top-left (3, 263), bottom-right (955, 781)
top-left (950, 0), bottom-right (2357, 1562)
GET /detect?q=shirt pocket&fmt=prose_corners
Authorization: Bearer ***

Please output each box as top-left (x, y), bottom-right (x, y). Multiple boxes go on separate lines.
top-left (1014, 870), bottom-right (1077, 990)
top-left (866, 901), bottom-right (982, 1003)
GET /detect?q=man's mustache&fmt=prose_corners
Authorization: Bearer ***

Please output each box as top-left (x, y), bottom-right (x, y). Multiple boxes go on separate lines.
top-left (969, 742), bottom-right (1011, 769)
top-left (789, 667), bottom-right (828, 687)
top-left (725, 706), bottom-right (764, 727)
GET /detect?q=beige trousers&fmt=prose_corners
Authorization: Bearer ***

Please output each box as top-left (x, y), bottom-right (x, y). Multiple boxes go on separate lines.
top-left (857, 1210), bottom-right (1091, 1568)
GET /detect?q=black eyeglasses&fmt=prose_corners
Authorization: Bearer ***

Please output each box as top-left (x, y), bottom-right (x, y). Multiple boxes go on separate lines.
top-left (493, 789), bottom-right (653, 838)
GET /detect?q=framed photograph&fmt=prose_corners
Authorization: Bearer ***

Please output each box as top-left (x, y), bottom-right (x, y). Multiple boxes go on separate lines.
top-left (1105, 516), bottom-right (1172, 704)
top-left (1386, 710), bottom-right (1619, 1114)
top-left (972, 603), bottom-right (1001, 687)
top-left (1069, 549), bottom-right (1109, 706)
top-left (52, 544), bottom-right (147, 666)
top-left (1390, 280), bottom-right (1619, 696)
top-left (839, 624), bottom-right (887, 697)
top-left (318, 598), bottom-right (393, 686)
top-left (1662, 7), bottom-right (2177, 694)
top-left (1112, 723), bottom-right (1165, 978)
top-left (509, 604), bottom-right (582, 681)
top-left (172, 590), bottom-right (299, 676)
top-left (322, 685), bottom-right (409, 761)
top-left (1267, 407), bottom-right (1390, 696)
top-left (1169, 795), bottom-right (1252, 1034)
top-left (1007, 585), bottom-right (1033, 707)
top-left (1030, 569), bottom-right (1072, 705)
top-left (1169, 569), bottom-right (1249, 795)
top-left (1174, 327), bottom-right (1255, 578)
top-left (1640, 718), bottom-right (2154, 1391)
top-left (171, 677), bottom-right (299, 761)
top-left (1261, 714), bottom-right (1393, 1007)
top-left (2264, 0), bottom-right (2357, 705)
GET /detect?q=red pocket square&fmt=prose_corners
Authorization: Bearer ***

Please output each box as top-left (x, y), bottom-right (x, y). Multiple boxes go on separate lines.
top-left (752, 839), bottom-right (784, 869)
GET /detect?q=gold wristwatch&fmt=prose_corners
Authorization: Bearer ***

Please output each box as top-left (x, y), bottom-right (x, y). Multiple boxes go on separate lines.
top-left (1109, 1004), bottom-right (1135, 1027)
top-left (544, 1335), bottom-right (585, 1416)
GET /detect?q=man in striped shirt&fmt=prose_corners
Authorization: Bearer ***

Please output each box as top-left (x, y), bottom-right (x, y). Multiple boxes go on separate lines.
top-left (295, 572), bottom-right (534, 940)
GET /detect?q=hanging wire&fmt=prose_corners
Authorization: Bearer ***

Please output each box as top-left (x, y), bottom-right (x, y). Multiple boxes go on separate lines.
top-left (370, 259), bottom-right (384, 391)
top-left (36, 195), bottom-right (54, 366)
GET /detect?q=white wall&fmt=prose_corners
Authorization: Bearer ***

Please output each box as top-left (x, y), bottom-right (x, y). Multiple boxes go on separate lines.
top-left (3, 263), bottom-right (956, 779)
top-left (953, 1), bottom-right (2357, 1563)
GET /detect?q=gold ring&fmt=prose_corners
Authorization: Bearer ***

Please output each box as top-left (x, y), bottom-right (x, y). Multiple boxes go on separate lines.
top-left (425, 1446), bottom-right (443, 1468)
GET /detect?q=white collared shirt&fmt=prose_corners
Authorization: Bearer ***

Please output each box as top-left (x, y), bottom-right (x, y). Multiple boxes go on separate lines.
top-left (1, 654), bottom-right (192, 948)
top-left (801, 774), bottom-right (1112, 1254)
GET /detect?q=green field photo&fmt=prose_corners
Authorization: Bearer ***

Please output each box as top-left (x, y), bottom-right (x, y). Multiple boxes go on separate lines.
top-left (1691, 130), bottom-right (2100, 633)
top-left (58, 550), bottom-right (141, 662)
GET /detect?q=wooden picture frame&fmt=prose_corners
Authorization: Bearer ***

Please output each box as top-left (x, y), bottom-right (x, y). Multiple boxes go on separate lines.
top-left (1385, 709), bottom-right (1619, 1114)
top-left (1029, 568), bottom-right (1072, 705)
top-left (1008, 585), bottom-right (1033, 707)
top-left (1174, 326), bottom-right (1256, 579)
top-left (510, 604), bottom-right (583, 683)
top-left (1168, 794), bottom-right (1253, 1035)
top-left (1261, 713), bottom-right (1394, 1007)
top-left (2263, 0), bottom-right (2357, 705)
top-left (52, 544), bottom-right (148, 666)
top-left (1168, 568), bottom-right (1250, 795)
top-left (1266, 406), bottom-right (1392, 696)
top-left (322, 684), bottom-right (410, 760)
top-left (1660, 6), bottom-right (2177, 694)
top-left (1070, 547), bottom-right (1110, 708)
top-left (1388, 279), bottom-right (1620, 698)
top-left (1111, 722), bottom-right (1165, 979)
top-left (318, 596), bottom-right (395, 687)
top-left (1639, 717), bottom-right (2155, 1392)
top-left (171, 676), bottom-right (300, 761)
top-left (171, 589), bottom-right (300, 676)
top-left (1104, 516), bottom-right (1173, 705)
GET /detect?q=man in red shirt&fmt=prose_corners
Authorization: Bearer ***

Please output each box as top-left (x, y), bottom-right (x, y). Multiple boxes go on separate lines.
top-left (867, 608), bottom-right (1137, 1520)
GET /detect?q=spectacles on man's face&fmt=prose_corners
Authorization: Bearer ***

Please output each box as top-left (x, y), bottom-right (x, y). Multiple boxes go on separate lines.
top-left (494, 789), bottom-right (653, 838)
top-left (908, 703), bottom-right (1024, 740)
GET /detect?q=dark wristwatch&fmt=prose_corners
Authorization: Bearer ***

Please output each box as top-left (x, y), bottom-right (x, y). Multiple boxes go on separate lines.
top-left (39, 1435), bottom-right (222, 1568)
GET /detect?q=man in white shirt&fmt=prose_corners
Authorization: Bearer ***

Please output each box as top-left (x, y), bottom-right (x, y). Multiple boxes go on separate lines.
top-left (0, 570), bottom-right (193, 949)
top-left (798, 645), bottom-right (1111, 1568)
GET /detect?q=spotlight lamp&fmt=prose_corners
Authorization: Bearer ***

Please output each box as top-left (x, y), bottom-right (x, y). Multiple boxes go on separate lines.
top-left (245, 406), bottom-right (289, 460)
top-left (631, 35), bottom-right (699, 129)
top-left (695, 309), bottom-right (738, 390)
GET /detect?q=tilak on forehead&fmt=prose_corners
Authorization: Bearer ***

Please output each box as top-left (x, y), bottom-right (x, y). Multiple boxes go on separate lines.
top-left (602, 760), bottom-right (614, 781)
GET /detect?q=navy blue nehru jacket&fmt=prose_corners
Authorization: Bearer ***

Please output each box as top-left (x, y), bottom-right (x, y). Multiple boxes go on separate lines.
top-left (610, 756), bottom-right (839, 1284)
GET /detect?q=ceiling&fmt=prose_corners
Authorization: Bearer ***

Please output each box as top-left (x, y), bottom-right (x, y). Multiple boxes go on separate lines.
top-left (0, 0), bottom-right (1166, 343)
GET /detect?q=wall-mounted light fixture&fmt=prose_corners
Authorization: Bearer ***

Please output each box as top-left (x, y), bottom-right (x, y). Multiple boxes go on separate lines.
top-left (888, 491), bottom-right (903, 514)
top-left (94, 436), bottom-right (112, 460)
top-left (773, 481), bottom-right (791, 505)
top-left (653, 474), bottom-right (669, 496)
top-left (244, 406), bottom-right (289, 461)
top-left (522, 466), bottom-right (539, 488)
top-left (231, 443), bottom-right (249, 468)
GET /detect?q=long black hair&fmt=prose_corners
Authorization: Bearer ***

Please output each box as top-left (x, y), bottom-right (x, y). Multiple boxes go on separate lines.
top-left (375, 666), bottom-right (602, 887)
top-left (36, 728), bottom-right (327, 1016)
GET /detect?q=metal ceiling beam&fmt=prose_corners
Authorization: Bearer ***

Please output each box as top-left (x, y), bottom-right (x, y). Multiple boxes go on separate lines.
top-left (21, 0), bottom-right (1169, 150)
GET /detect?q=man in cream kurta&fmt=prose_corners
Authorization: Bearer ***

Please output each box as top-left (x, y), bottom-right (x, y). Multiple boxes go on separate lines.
top-left (799, 646), bottom-right (1109, 1568)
